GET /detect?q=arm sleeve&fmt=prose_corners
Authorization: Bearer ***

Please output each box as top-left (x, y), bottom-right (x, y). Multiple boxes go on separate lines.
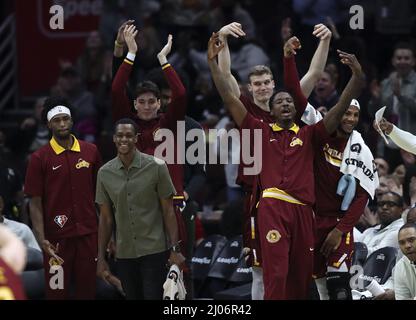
top-left (111, 58), bottom-right (136, 122)
top-left (240, 112), bottom-right (266, 131)
top-left (112, 55), bottom-right (123, 81)
top-left (95, 171), bottom-right (111, 205)
top-left (283, 55), bottom-right (308, 123)
top-left (157, 162), bottom-right (177, 199)
top-left (311, 120), bottom-right (332, 146)
top-left (387, 125), bottom-right (416, 155)
top-left (160, 64), bottom-right (187, 130)
top-left (337, 185), bottom-right (369, 233)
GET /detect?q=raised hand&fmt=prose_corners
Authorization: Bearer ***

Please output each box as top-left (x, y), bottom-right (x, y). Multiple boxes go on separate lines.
top-left (207, 32), bottom-right (224, 61)
top-left (373, 117), bottom-right (393, 135)
top-left (337, 49), bottom-right (362, 75)
top-left (157, 34), bottom-right (173, 65)
top-left (219, 22), bottom-right (246, 38)
top-left (312, 23), bottom-right (332, 40)
top-left (124, 24), bottom-right (138, 54)
top-left (283, 36), bottom-right (301, 57)
top-left (116, 19), bottom-right (135, 45)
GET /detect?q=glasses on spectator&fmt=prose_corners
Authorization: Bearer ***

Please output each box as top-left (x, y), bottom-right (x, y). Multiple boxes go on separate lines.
top-left (377, 201), bottom-right (400, 208)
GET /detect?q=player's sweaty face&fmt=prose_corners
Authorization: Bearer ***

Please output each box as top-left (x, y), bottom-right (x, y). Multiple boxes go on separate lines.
top-left (339, 105), bottom-right (359, 134)
top-left (270, 92), bottom-right (296, 122)
top-left (249, 74), bottom-right (274, 104)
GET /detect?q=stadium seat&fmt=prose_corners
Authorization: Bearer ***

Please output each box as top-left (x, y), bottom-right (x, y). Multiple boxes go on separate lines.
top-left (351, 242), bottom-right (368, 267)
top-left (360, 246), bottom-right (398, 287)
top-left (21, 269), bottom-right (45, 300)
top-left (21, 247), bottom-right (45, 299)
top-left (198, 235), bottom-right (244, 298)
top-left (191, 234), bottom-right (227, 298)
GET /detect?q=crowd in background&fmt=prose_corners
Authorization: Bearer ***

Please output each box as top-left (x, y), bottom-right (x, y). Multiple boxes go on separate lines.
top-left (1, 0), bottom-right (416, 300)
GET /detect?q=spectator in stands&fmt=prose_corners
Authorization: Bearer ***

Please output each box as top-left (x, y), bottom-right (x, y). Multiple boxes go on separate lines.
top-left (374, 157), bottom-right (390, 177)
top-left (19, 97), bottom-right (49, 155)
top-left (375, 175), bottom-right (402, 200)
top-left (77, 31), bottom-right (112, 95)
top-left (393, 164), bottom-right (406, 186)
top-left (357, 192), bottom-right (404, 299)
top-left (209, 0), bottom-right (257, 40)
top-left (394, 223), bottom-right (416, 299)
top-left (369, 42), bottom-right (416, 169)
top-left (361, 192), bottom-right (404, 256)
top-left (0, 195), bottom-right (40, 251)
top-left (406, 207), bottom-right (416, 223)
top-left (0, 162), bottom-right (23, 221)
top-left (309, 69), bottom-right (340, 111)
top-left (51, 66), bottom-right (99, 143)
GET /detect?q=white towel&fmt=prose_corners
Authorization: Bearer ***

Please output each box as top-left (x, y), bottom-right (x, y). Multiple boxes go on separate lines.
top-left (163, 264), bottom-right (187, 300)
top-left (340, 130), bottom-right (379, 199)
top-left (301, 102), bottom-right (323, 125)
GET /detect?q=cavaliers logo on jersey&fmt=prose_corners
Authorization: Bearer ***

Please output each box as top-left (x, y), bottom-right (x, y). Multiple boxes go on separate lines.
top-left (289, 137), bottom-right (303, 147)
top-left (54, 215), bottom-right (68, 228)
top-left (266, 230), bottom-right (281, 243)
top-left (75, 158), bottom-right (90, 169)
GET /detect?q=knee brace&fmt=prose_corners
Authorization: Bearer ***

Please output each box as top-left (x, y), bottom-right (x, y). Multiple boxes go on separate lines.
top-left (326, 272), bottom-right (352, 300)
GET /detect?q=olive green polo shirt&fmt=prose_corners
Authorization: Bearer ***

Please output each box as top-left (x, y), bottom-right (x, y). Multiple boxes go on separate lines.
top-left (95, 150), bottom-right (176, 259)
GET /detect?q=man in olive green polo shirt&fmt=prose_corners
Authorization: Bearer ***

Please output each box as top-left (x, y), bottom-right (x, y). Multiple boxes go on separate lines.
top-left (95, 118), bottom-right (185, 300)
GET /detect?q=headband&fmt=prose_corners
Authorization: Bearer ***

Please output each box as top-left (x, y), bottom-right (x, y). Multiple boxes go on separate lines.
top-left (47, 105), bottom-right (71, 122)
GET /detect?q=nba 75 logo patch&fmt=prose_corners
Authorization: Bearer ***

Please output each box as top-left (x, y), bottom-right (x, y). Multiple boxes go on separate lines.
top-left (54, 215), bottom-right (68, 228)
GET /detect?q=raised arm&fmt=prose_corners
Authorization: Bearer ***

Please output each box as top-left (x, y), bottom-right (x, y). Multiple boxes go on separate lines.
top-left (158, 35), bottom-right (187, 128)
top-left (323, 50), bottom-right (365, 134)
top-left (300, 24), bottom-right (332, 97)
top-left (283, 36), bottom-right (308, 122)
top-left (208, 33), bottom-right (247, 127)
top-left (217, 23), bottom-right (245, 98)
top-left (111, 24), bottom-right (138, 122)
top-left (375, 118), bottom-right (416, 155)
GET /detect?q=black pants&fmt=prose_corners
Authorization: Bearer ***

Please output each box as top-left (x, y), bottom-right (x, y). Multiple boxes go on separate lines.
top-left (117, 251), bottom-right (169, 300)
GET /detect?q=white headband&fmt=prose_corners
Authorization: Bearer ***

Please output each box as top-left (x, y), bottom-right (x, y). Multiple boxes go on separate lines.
top-left (350, 99), bottom-right (360, 110)
top-left (47, 105), bottom-right (71, 122)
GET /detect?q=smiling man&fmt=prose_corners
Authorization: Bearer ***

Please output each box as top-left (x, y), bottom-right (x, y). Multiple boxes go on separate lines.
top-left (24, 96), bottom-right (102, 299)
top-left (208, 32), bottom-right (365, 299)
top-left (95, 118), bottom-right (185, 300)
top-left (111, 25), bottom-right (188, 259)
top-left (394, 223), bottom-right (416, 300)
top-left (312, 99), bottom-right (373, 300)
